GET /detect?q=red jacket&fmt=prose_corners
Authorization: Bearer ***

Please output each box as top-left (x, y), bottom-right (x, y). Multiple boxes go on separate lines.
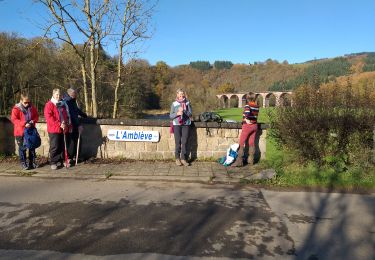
top-left (44, 100), bottom-right (71, 134)
top-left (11, 104), bottom-right (39, 137)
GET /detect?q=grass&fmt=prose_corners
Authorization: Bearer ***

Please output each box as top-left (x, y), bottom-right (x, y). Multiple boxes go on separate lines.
top-left (215, 107), bottom-right (274, 123)
top-left (216, 107), bottom-right (375, 190)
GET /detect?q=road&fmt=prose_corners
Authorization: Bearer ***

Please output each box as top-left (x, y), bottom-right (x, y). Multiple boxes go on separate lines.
top-left (0, 177), bottom-right (373, 259)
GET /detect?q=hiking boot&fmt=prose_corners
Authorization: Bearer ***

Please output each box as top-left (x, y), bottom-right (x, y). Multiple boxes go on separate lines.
top-left (247, 146), bottom-right (255, 166)
top-left (50, 164), bottom-right (58, 170)
top-left (175, 159), bottom-right (182, 166)
top-left (29, 161), bottom-right (38, 169)
top-left (231, 146), bottom-right (244, 167)
top-left (21, 162), bottom-right (29, 170)
top-left (181, 159), bottom-right (190, 166)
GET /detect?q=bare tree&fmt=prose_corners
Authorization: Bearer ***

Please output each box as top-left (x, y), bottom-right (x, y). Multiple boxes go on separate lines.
top-left (111, 0), bottom-right (156, 118)
top-left (36, 0), bottom-right (114, 117)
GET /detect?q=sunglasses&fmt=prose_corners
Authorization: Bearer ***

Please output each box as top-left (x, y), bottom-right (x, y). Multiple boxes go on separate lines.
top-left (23, 101), bottom-right (30, 104)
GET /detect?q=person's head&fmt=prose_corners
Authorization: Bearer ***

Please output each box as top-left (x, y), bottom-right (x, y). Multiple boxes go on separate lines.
top-left (19, 93), bottom-right (30, 107)
top-left (176, 88), bottom-right (186, 100)
top-left (247, 93), bottom-right (256, 103)
top-left (52, 88), bottom-right (61, 101)
top-left (67, 88), bottom-right (77, 99)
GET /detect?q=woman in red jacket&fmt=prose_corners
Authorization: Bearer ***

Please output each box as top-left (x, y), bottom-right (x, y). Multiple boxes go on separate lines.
top-left (44, 88), bottom-right (71, 170)
top-left (11, 93), bottom-right (39, 170)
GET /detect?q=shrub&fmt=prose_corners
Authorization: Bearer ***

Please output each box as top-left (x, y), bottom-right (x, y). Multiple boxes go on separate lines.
top-left (269, 81), bottom-right (375, 169)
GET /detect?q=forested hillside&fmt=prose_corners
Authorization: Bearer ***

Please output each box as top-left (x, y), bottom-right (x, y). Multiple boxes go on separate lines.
top-left (1, 32), bottom-right (375, 117)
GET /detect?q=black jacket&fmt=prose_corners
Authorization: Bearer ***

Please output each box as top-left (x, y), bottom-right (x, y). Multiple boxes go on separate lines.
top-left (62, 93), bottom-right (87, 127)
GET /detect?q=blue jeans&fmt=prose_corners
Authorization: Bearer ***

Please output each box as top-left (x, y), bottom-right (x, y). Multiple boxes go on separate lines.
top-left (15, 136), bottom-right (36, 164)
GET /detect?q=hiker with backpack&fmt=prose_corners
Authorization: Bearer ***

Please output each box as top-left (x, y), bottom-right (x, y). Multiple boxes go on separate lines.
top-left (44, 88), bottom-right (72, 170)
top-left (11, 93), bottom-right (40, 170)
top-left (231, 93), bottom-right (259, 167)
top-left (170, 88), bottom-right (193, 166)
top-left (62, 88), bottom-right (87, 164)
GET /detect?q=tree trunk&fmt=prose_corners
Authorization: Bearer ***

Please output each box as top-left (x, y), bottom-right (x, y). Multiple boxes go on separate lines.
top-left (89, 42), bottom-right (97, 118)
top-left (80, 63), bottom-right (90, 115)
top-left (112, 49), bottom-right (123, 119)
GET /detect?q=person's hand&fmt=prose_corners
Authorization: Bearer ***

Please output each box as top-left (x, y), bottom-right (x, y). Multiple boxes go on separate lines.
top-left (29, 120), bottom-right (34, 125)
top-left (178, 107), bottom-right (183, 112)
top-left (177, 111), bottom-right (183, 116)
top-left (25, 123), bottom-right (31, 128)
top-left (78, 125), bottom-right (84, 134)
top-left (61, 122), bottom-right (66, 130)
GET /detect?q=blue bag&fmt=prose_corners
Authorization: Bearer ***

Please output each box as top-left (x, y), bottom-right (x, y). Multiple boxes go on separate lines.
top-left (24, 127), bottom-right (41, 149)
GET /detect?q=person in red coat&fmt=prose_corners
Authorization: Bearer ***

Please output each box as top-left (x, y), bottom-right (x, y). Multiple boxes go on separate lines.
top-left (44, 88), bottom-right (71, 170)
top-left (10, 93), bottom-right (39, 170)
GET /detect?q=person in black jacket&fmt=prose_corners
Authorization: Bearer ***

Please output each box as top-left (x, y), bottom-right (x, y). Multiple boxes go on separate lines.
top-left (62, 88), bottom-right (87, 165)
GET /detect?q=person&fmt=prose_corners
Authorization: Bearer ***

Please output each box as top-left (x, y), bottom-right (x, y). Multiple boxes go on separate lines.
top-left (231, 93), bottom-right (259, 167)
top-left (169, 89), bottom-right (193, 166)
top-left (62, 88), bottom-right (87, 164)
top-left (11, 93), bottom-right (39, 170)
top-left (44, 88), bottom-right (71, 170)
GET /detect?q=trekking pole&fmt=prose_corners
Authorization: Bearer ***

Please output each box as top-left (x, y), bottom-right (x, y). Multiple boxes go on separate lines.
top-left (75, 132), bottom-right (81, 166)
top-left (63, 132), bottom-right (70, 168)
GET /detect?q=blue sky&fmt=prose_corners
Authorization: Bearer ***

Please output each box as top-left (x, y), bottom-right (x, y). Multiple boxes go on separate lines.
top-left (1, 0), bottom-right (374, 66)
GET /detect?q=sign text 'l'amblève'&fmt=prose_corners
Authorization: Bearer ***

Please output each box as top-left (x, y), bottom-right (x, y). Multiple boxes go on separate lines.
top-left (107, 129), bottom-right (160, 142)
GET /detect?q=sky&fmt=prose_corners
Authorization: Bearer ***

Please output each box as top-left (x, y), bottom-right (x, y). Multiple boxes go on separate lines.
top-left (0, 0), bottom-right (374, 66)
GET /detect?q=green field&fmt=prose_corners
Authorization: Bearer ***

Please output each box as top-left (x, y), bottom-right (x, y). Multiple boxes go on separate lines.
top-left (215, 107), bottom-right (274, 123)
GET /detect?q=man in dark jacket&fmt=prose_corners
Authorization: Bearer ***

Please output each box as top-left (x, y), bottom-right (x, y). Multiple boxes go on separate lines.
top-left (63, 88), bottom-right (87, 164)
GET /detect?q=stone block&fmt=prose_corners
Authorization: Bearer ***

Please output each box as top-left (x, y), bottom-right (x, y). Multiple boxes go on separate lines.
top-left (115, 141), bottom-right (126, 150)
top-left (162, 151), bottom-right (174, 159)
top-left (197, 151), bottom-right (213, 159)
top-left (145, 142), bottom-right (157, 152)
top-left (140, 151), bottom-right (163, 160)
top-left (207, 138), bottom-right (218, 150)
top-left (126, 142), bottom-right (145, 151)
top-left (157, 139), bottom-right (169, 151)
top-left (224, 129), bottom-right (240, 138)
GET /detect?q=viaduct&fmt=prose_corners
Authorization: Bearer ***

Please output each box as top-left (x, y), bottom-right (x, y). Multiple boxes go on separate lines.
top-left (216, 91), bottom-right (293, 108)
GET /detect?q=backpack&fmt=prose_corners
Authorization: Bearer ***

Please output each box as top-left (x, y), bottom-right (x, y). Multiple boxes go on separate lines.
top-left (24, 127), bottom-right (41, 149)
top-left (199, 112), bottom-right (223, 123)
top-left (218, 143), bottom-right (240, 167)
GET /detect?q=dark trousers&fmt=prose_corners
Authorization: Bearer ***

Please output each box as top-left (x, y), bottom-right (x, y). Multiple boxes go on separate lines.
top-left (15, 136), bottom-right (36, 164)
top-left (173, 125), bottom-right (190, 160)
top-left (67, 127), bottom-right (79, 160)
top-left (48, 133), bottom-right (65, 164)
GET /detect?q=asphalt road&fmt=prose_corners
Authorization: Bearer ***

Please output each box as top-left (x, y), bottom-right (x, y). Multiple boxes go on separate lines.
top-left (0, 177), bottom-right (373, 260)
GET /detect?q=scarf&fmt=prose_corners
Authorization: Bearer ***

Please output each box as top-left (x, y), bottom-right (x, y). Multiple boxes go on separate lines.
top-left (176, 97), bottom-right (187, 125)
top-left (16, 103), bottom-right (32, 122)
top-left (51, 97), bottom-right (71, 126)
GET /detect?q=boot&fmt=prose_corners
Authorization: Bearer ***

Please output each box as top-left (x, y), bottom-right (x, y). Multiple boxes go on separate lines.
top-left (175, 159), bottom-right (182, 166)
top-left (181, 159), bottom-right (190, 166)
top-left (231, 146), bottom-right (244, 167)
top-left (247, 146), bottom-right (255, 166)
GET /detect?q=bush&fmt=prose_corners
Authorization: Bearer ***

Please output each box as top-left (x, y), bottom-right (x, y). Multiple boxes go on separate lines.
top-left (269, 82), bottom-right (375, 169)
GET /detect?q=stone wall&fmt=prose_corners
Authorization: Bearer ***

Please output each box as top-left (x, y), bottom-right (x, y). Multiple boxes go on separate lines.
top-left (0, 117), bottom-right (267, 161)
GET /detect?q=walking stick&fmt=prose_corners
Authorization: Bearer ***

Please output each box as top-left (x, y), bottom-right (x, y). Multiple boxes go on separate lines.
top-left (63, 132), bottom-right (70, 168)
top-left (75, 132), bottom-right (81, 166)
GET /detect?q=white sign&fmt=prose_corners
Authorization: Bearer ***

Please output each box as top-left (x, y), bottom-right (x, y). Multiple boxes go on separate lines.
top-left (107, 129), bottom-right (160, 142)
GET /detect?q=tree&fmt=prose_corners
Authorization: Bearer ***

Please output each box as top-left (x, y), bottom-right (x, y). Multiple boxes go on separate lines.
top-left (213, 60), bottom-right (233, 70)
top-left (37, 0), bottom-right (114, 117)
top-left (111, 0), bottom-right (156, 118)
top-left (189, 61), bottom-right (212, 71)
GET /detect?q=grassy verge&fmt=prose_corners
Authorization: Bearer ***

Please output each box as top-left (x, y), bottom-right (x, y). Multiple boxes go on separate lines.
top-left (262, 137), bottom-right (375, 190)
top-left (216, 107), bottom-right (375, 190)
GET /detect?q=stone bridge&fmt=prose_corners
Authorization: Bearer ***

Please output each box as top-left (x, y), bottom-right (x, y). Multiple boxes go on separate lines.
top-left (216, 91), bottom-right (293, 108)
